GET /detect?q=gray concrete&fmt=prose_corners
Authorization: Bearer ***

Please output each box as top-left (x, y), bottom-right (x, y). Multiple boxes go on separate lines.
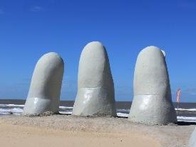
top-left (128, 46), bottom-right (177, 125)
top-left (23, 52), bottom-right (64, 116)
top-left (189, 128), bottom-right (196, 147)
top-left (72, 41), bottom-right (116, 117)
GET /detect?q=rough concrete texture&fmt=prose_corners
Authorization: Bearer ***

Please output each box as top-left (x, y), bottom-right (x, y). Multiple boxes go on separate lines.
top-left (128, 46), bottom-right (177, 125)
top-left (72, 41), bottom-right (116, 117)
top-left (23, 52), bottom-right (64, 116)
top-left (189, 127), bottom-right (196, 147)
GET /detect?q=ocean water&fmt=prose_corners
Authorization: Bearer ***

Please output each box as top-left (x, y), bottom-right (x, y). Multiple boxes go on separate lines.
top-left (0, 99), bottom-right (196, 123)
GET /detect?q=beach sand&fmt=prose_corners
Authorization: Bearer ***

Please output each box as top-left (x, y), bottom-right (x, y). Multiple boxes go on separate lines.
top-left (0, 115), bottom-right (194, 147)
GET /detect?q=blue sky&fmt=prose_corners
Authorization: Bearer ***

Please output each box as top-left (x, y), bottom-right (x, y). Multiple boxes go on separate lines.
top-left (0, 0), bottom-right (196, 102)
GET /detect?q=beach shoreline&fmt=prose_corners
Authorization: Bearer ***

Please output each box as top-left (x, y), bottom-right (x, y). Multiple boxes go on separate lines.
top-left (0, 115), bottom-right (194, 147)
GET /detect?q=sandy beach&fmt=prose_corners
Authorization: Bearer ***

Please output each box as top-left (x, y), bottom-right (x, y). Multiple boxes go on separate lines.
top-left (0, 115), bottom-right (194, 147)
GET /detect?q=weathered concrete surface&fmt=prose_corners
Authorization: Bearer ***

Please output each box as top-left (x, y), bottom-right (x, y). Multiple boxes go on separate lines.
top-left (72, 41), bottom-right (116, 117)
top-left (23, 52), bottom-right (64, 116)
top-left (189, 127), bottom-right (196, 147)
top-left (128, 46), bottom-right (177, 125)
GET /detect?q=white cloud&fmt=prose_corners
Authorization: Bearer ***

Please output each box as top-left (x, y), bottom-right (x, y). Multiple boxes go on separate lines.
top-left (30, 6), bottom-right (43, 12)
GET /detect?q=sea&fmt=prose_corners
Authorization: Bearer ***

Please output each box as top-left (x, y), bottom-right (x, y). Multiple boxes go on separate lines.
top-left (0, 99), bottom-right (196, 123)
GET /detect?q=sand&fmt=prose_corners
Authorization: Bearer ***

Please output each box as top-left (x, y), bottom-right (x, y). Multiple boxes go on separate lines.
top-left (0, 115), bottom-right (195, 147)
